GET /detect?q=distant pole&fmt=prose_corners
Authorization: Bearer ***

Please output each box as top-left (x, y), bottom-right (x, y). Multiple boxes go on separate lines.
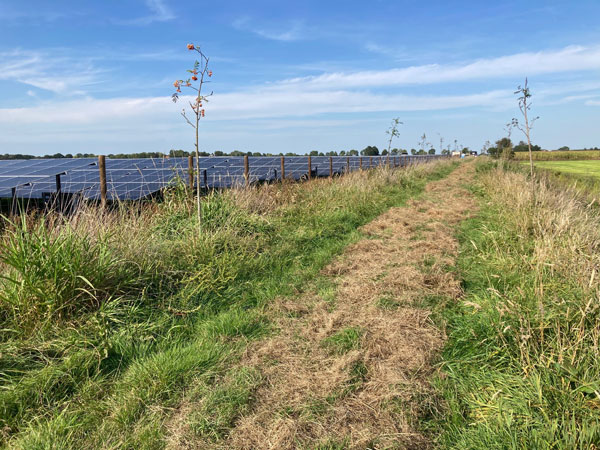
top-left (98, 155), bottom-right (107, 207)
top-left (346, 156), bottom-right (350, 174)
top-left (359, 157), bottom-right (363, 170)
top-left (281, 156), bottom-right (285, 181)
top-left (188, 155), bottom-right (194, 190)
top-left (329, 156), bottom-right (333, 178)
top-left (203, 169), bottom-right (208, 188)
top-left (244, 155), bottom-right (249, 187)
top-left (307, 155), bottom-right (312, 180)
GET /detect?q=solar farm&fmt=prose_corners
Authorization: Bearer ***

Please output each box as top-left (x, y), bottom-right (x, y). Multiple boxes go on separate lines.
top-left (0, 154), bottom-right (446, 203)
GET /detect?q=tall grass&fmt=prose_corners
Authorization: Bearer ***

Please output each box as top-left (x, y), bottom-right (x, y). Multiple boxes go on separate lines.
top-left (431, 159), bottom-right (600, 448)
top-left (0, 161), bottom-right (457, 448)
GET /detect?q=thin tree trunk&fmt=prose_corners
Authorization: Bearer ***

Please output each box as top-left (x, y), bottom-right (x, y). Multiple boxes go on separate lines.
top-left (196, 117), bottom-right (201, 224)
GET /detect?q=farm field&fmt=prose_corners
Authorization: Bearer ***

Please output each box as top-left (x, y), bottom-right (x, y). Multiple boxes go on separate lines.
top-left (530, 160), bottom-right (600, 178)
top-left (514, 150), bottom-right (600, 161)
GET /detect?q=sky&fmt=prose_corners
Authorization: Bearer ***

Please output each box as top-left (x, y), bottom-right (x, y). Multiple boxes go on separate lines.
top-left (1, 0), bottom-right (599, 156)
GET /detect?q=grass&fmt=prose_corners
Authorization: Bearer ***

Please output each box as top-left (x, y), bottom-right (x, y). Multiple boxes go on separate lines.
top-left (513, 150), bottom-right (600, 161)
top-left (0, 160), bottom-right (458, 448)
top-left (528, 160), bottom-right (600, 178)
top-left (321, 327), bottom-right (363, 355)
top-left (427, 158), bottom-right (600, 448)
top-left (520, 160), bottom-right (600, 202)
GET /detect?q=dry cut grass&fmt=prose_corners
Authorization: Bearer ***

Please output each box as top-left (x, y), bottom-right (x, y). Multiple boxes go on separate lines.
top-left (166, 162), bottom-right (475, 449)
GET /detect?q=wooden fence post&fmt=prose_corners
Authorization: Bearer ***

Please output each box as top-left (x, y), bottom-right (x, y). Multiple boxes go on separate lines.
top-left (307, 155), bottom-right (312, 180)
top-left (281, 156), bottom-right (285, 181)
top-left (346, 156), bottom-right (350, 174)
top-left (188, 155), bottom-right (194, 190)
top-left (244, 155), bottom-right (249, 187)
top-left (98, 155), bottom-right (107, 207)
top-left (359, 157), bottom-right (363, 170)
top-left (329, 156), bottom-right (333, 178)
top-left (10, 187), bottom-right (16, 216)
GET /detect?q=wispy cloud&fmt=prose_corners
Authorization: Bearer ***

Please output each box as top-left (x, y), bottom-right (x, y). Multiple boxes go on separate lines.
top-left (277, 45), bottom-right (600, 90)
top-left (0, 88), bottom-right (512, 127)
top-left (0, 50), bottom-right (102, 95)
top-left (116, 0), bottom-right (175, 26)
top-left (232, 17), bottom-right (306, 42)
top-left (586, 100), bottom-right (600, 106)
top-left (0, 5), bottom-right (68, 23)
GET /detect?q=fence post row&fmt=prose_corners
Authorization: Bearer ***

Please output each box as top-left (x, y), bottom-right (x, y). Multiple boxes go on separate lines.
top-left (98, 155), bottom-right (107, 207)
top-left (244, 155), bottom-right (249, 187)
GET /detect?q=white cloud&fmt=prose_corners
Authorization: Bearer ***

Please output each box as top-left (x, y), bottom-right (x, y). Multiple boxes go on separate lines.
top-left (0, 88), bottom-right (513, 126)
top-left (0, 50), bottom-right (101, 94)
top-left (276, 45), bottom-right (600, 90)
top-left (1, 43), bottom-right (600, 154)
top-left (232, 17), bottom-right (306, 42)
top-left (116, 0), bottom-right (175, 25)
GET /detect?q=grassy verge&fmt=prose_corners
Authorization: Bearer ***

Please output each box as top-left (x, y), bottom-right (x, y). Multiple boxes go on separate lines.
top-left (430, 159), bottom-right (600, 448)
top-left (0, 160), bottom-right (457, 449)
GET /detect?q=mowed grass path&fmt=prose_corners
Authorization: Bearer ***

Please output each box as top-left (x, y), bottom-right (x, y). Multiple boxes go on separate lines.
top-left (527, 160), bottom-right (600, 178)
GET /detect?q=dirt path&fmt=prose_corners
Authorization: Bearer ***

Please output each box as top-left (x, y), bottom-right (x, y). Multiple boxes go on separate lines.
top-left (171, 162), bottom-right (477, 449)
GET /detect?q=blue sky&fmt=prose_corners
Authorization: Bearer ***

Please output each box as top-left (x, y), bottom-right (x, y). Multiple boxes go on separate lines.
top-left (1, 0), bottom-right (599, 155)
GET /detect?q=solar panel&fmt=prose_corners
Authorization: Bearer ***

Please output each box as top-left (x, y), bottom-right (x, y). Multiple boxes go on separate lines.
top-left (0, 155), bottom-right (446, 201)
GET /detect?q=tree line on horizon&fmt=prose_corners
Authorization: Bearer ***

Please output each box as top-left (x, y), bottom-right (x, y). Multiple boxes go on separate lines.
top-left (0, 146), bottom-right (435, 160)
top-left (2, 142), bottom-right (598, 161)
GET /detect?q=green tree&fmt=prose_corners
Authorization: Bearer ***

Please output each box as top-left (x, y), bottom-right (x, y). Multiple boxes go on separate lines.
top-left (361, 146), bottom-right (379, 156)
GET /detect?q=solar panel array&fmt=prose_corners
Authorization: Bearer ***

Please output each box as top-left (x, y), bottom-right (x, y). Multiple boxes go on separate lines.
top-left (0, 154), bottom-right (447, 201)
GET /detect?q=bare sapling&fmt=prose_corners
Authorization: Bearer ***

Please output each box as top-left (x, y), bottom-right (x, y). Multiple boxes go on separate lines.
top-left (386, 118), bottom-right (403, 154)
top-left (419, 133), bottom-right (427, 155)
top-left (512, 78), bottom-right (539, 178)
top-left (172, 43), bottom-right (213, 224)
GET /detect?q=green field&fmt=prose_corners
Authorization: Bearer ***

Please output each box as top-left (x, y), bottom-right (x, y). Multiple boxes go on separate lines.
top-left (514, 150), bottom-right (600, 161)
top-left (531, 160), bottom-right (600, 178)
